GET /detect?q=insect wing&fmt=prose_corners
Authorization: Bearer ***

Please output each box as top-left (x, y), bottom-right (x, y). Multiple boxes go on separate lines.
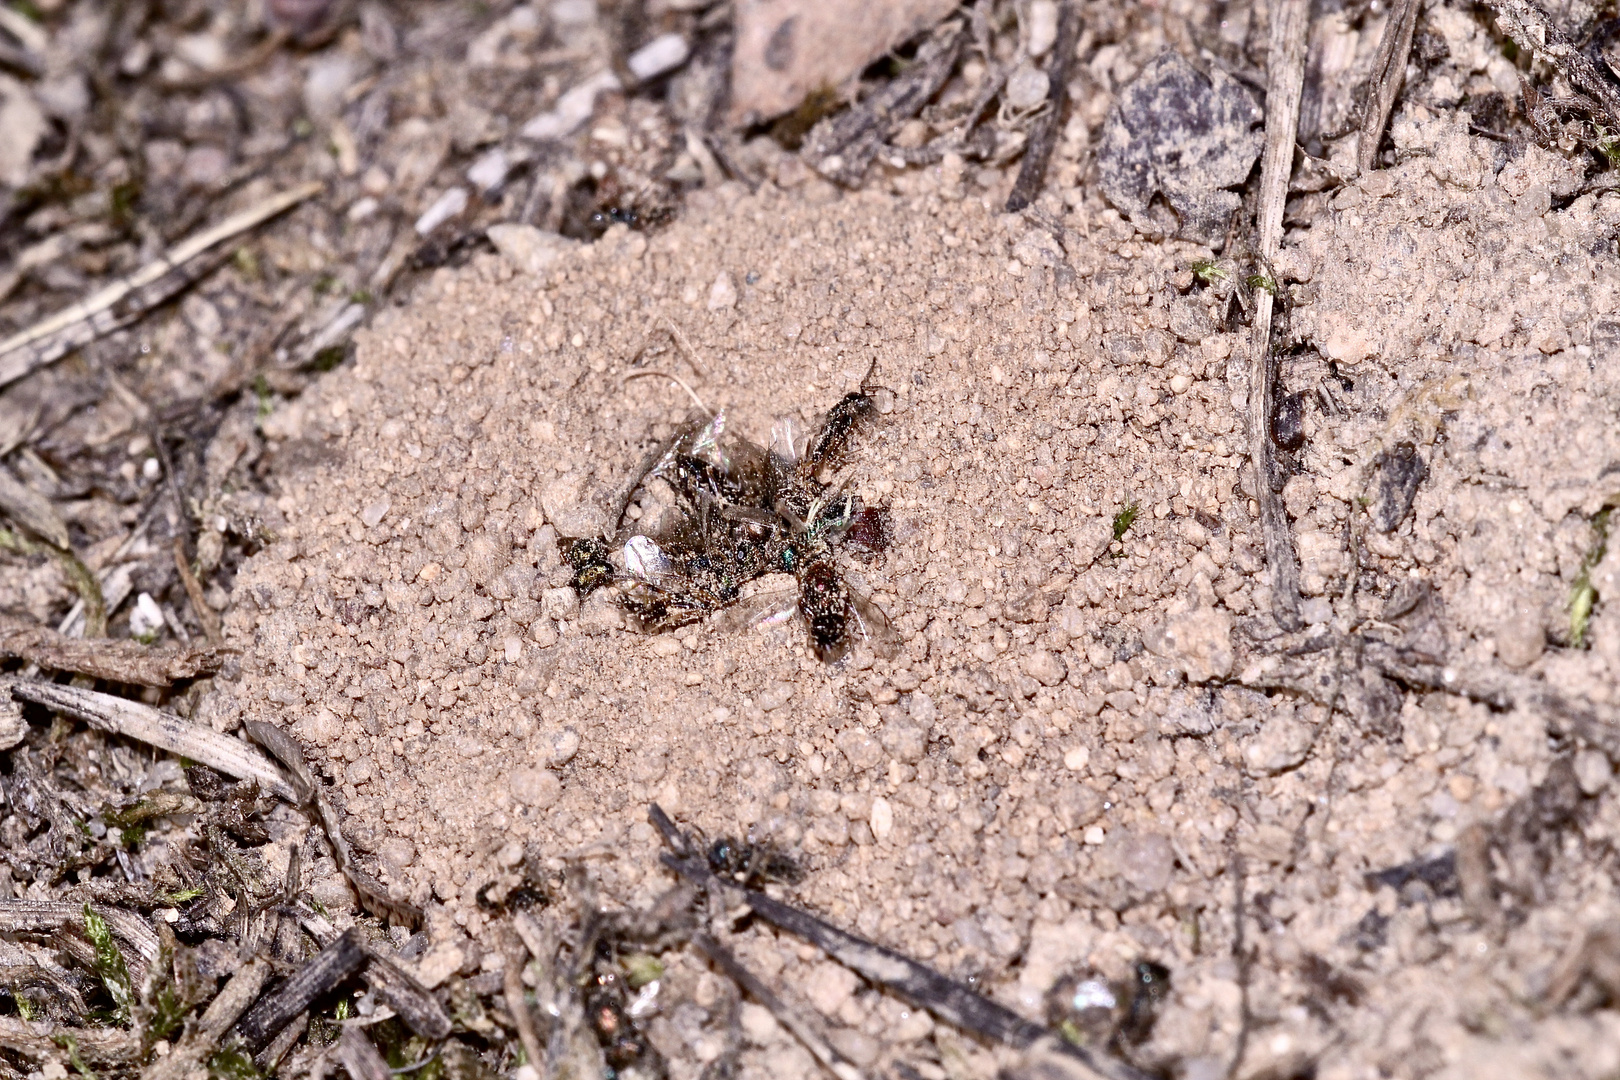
top-left (849, 589), bottom-right (899, 659)
top-left (622, 535), bottom-right (671, 583)
top-left (711, 582), bottom-right (800, 636)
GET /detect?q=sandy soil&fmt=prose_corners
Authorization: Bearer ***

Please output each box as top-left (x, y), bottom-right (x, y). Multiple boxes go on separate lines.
top-left (199, 103), bottom-right (1620, 1080)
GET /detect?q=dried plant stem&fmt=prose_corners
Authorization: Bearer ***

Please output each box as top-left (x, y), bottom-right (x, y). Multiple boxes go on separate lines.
top-left (0, 182), bottom-right (323, 388)
top-left (1005, 0), bottom-right (1081, 212)
top-left (1247, 0), bottom-right (1310, 631)
top-left (1358, 0), bottom-right (1421, 174)
top-left (172, 538), bottom-right (223, 644)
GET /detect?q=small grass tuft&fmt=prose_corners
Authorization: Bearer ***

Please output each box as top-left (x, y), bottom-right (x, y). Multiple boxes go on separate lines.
top-left (1189, 259), bottom-right (1226, 284)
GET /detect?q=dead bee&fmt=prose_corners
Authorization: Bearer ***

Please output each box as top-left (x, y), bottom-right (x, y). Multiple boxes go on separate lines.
top-left (578, 383), bottom-right (896, 662)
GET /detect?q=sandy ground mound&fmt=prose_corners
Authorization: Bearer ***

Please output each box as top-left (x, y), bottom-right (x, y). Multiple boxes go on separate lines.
top-left (212, 122), bottom-right (1620, 1078)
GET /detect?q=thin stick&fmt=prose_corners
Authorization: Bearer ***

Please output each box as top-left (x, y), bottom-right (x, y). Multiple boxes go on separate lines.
top-left (660, 317), bottom-right (708, 377)
top-left (1246, 0), bottom-right (1310, 632)
top-left (691, 934), bottom-right (865, 1080)
top-left (1358, 0), bottom-right (1421, 174)
top-left (0, 182), bottom-right (323, 388)
top-left (172, 538), bottom-right (223, 645)
top-left (1487, 0), bottom-right (1620, 127)
top-left (623, 370), bottom-right (708, 413)
top-left (500, 924), bottom-right (548, 1073)
top-left (1005, 0), bottom-right (1081, 212)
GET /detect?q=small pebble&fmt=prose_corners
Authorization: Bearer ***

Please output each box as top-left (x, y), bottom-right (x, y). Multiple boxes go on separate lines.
top-left (1005, 62), bottom-right (1050, 111)
top-left (1083, 825), bottom-right (1106, 845)
top-left (550, 727), bottom-right (581, 766)
top-left (130, 592), bottom-right (164, 637)
top-left (1063, 745), bottom-right (1090, 772)
top-left (415, 187), bottom-right (469, 236)
top-left (628, 33), bottom-right (690, 82)
top-left (466, 147), bottom-right (510, 193)
top-left (707, 270), bottom-right (738, 311)
top-left (1575, 749), bottom-right (1612, 796)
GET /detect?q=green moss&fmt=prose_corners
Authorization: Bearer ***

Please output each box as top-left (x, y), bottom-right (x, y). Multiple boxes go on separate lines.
top-left (1245, 273), bottom-right (1277, 295)
top-left (1112, 503), bottom-right (1139, 542)
top-left (1570, 506), bottom-right (1613, 648)
top-left (1188, 259), bottom-right (1226, 284)
top-left (52, 1033), bottom-right (99, 1080)
top-left (207, 1045), bottom-right (262, 1080)
top-left (624, 954), bottom-right (664, 989)
top-left (82, 904), bottom-right (134, 1023)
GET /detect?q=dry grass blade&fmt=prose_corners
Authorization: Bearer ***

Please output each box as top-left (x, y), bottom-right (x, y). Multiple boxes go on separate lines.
top-left (1357, 0), bottom-right (1421, 174)
top-left (0, 900), bottom-right (160, 973)
top-left (0, 615), bottom-right (228, 685)
top-left (358, 946), bottom-right (451, 1039)
top-left (143, 959), bottom-right (271, 1080)
top-left (337, 1025), bottom-right (392, 1080)
top-left (243, 720), bottom-right (424, 927)
top-left (692, 932), bottom-right (865, 1080)
top-left (236, 929), bottom-right (366, 1053)
top-left (802, 21), bottom-right (968, 186)
top-left (1487, 0), bottom-right (1620, 127)
top-left (0, 182), bottom-right (323, 389)
top-left (500, 924), bottom-right (547, 1074)
top-left (172, 539), bottom-right (223, 645)
top-left (652, 806), bottom-right (1153, 1080)
top-left (1246, 0), bottom-right (1311, 632)
top-left (0, 464), bottom-right (68, 549)
top-left (8, 680), bottom-right (298, 801)
top-left (0, 1017), bottom-right (138, 1064)
top-left (1005, 0), bottom-right (1081, 212)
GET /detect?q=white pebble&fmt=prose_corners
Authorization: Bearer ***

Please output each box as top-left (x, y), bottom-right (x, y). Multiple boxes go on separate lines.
top-left (522, 70), bottom-right (620, 141)
top-left (1005, 62), bottom-right (1050, 111)
top-left (1063, 745), bottom-right (1090, 772)
top-left (130, 593), bottom-right (164, 637)
top-left (361, 496), bottom-right (391, 528)
top-left (466, 147), bottom-right (510, 193)
top-left (707, 270), bottom-right (738, 311)
top-left (1026, 0), bottom-right (1059, 57)
top-left (869, 796), bottom-right (893, 840)
top-left (550, 727), bottom-right (581, 766)
top-left (628, 33), bottom-right (690, 82)
top-left (1082, 825), bottom-right (1106, 845)
top-left (415, 187), bottom-right (469, 236)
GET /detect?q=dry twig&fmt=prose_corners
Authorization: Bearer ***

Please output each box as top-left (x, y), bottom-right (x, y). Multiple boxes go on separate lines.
top-left (8, 680), bottom-right (298, 801)
top-left (1005, 0), bottom-right (1081, 212)
top-left (1487, 0), bottom-right (1620, 128)
top-left (1246, 0), bottom-right (1311, 631)
top-left (1357, 0), bottom-right (1421, 173)
top-left (0, 615), bottom-right (228, 685)
top-left (0, 183), bottom-right (323, 388)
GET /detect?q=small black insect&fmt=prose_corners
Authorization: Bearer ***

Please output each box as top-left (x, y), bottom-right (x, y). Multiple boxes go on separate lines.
top-left (1271, 390), bottom-right (1307, 450)
top-left (568, 381), bottom-right (895, 662)
top-left (706, 835), bottom-right (804, 888)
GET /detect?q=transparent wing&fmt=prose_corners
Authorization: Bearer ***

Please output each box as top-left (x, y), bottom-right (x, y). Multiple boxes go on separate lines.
top-left (771, 416), bottom-right (806, 466)
top-left (622, 535), bottom-right (671, 583)
top-left (711, 581), bottom-right (800, 636)
top-left (849, 589), bottom-right (899, 659)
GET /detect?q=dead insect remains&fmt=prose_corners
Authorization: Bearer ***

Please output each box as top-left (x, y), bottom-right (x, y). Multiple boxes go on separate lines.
top-left (570, 386), bottom-right (895, 662)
